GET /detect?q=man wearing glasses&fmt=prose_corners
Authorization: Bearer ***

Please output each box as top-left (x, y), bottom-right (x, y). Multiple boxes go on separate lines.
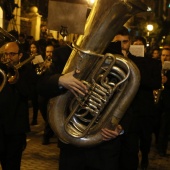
top-left (0, 41), bottom-right (34, 170)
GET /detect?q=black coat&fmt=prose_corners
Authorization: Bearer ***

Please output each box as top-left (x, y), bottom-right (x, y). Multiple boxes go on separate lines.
top-left (160, 70), bottom-right (170, 111)
top-left (37, 45), bottom-right (71, 98)
top-left (120, 53), bottom-right (162, 132)
top-left (0, 62), bottom-right (34, 134)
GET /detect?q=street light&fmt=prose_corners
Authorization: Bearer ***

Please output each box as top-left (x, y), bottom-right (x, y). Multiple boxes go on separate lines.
top-left (147, 24), bottom-right (153, 32)
top-left (146, 24), bottom-right (154, 47)
top-left (146, 24), bottom-right (153, 37)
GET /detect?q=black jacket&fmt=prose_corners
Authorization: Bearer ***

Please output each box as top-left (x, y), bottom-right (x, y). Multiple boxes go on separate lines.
top-left (160, 70), bottom-right (170, 111)
top-left (0, 62), bottom-right (34, 134)
top-left (120, 52), bottom-right (162, 132)
top-left (104, 42), bottom-right (162, 131)
top-left (37, 45), bottom-right (71, 98)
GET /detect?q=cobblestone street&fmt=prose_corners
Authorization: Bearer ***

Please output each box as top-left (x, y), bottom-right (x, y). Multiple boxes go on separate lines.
top-left (0, 107), bottom-right (170, 170)
top-left (21, 120), bottom-right (59, 170)
top-left (21, 108), bottom-right (59, 170)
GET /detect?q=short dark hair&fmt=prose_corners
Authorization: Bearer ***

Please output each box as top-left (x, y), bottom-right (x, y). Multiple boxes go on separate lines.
top-left (18, 42), bottom-right (24, 53)
top-left (162, 48), bottom-right (170, 51)
top-left (115, 26), bottom-right (130, 36)
top-left (133, 36), bottom-right (147, 47)
top-left (19, 33), bottom-right (26, 39)
top-left (152, 48), bottom-right (160, 53)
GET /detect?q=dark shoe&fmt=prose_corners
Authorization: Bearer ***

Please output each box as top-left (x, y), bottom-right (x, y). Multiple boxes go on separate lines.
top-left (158, 152), bottom-right (167, 157)
top-left (42, 137), bottom-right (50, 145)
top-left (141, 164), bottom-right (148, 170)
top-left (141, 167), bottom-right (147, 170)
top-left (31, 120), bottom-right (37, 125)
top-left (141, 157), bottom-right (149, 170)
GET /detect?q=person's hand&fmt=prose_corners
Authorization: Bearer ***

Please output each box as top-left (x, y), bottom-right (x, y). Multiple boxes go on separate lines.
top-left (162, 75), bottom-right (167, 84)
top-left (58, 70), bottom-right (88, 96)
top-left (101, 125), bottom-right (123, 141)
top-left (121, 50), bottom-right (128, 57)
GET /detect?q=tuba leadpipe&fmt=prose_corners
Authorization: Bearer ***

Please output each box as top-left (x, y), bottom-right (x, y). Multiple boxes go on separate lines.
top-left (48, 0), bottom-right (149, 147)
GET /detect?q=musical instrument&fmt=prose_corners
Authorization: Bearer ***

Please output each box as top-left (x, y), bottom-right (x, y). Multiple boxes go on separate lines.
top-left (0, 54), bottom-right (36, 91)
top-left (153, 88), bottom-right (164, 104)
top-left (0, 27), bottom-right (17, 91)
top-left (154, 69), bottom-right (168, 104)
top-left (0, 27), bottom-right (17, 47)
top-left (36, 58), bottom-right (52, 75)
top-left (48, 0), bottom-right (149, 147)
top-left (154, 58), bottom-right (170, 104)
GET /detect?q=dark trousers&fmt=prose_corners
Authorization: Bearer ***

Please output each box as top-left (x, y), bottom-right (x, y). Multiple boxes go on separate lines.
top-left (157, 91), bottom-right (170, 154)
top-left (119, 116), bottom-right (154, 170)
top-left (38, 96), bottom-right (54, 138)
top-left (0, 133), bottom-right (26, 170)
top-left (139, 118), bottom-right (153, 157)
top-left (31, 92), bottom-right (39, 122)
top-left (119, 133), bottom-right (139, 170)
top-left (157, 111), bottom-right (170, 153)
top-left (152, 102), bottom-right (162, 145)
top-left (59, 137), bottom-right (121, 170)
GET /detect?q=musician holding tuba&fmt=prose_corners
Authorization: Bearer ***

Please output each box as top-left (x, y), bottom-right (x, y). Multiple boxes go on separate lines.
top-left (37, 43), bottom-right (124, 170)
top-left (0, 41), bottom-right (37, 169)
top-left (36, 0), bottom-right (159, 169)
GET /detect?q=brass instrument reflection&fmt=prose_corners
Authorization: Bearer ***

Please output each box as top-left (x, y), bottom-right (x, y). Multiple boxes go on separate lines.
top-left (36, 58), bottom-right (52, 75)
top-left (154, 52), bottom-right (170, 104)
top-left (0, 54), bottom-right (35, 91)
top-left (153, 70), bottom-right (165, 104)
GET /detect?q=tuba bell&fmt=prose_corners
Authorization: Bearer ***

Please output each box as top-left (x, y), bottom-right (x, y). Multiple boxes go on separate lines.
top-left (48, 0), bottom-right (149, 147)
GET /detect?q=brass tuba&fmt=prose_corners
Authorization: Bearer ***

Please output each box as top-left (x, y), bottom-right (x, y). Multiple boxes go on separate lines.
top-left (48, 0), bottom-right (149, 147)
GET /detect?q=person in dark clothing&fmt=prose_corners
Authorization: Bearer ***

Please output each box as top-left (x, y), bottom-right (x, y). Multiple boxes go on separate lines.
top-left (112, 27), bottom-right (162, 170)
top-left (37, 44), bottom-right (124, 170)
top-left (157, 48), bottom-right (170, 156)
top-left (132, 36), bottom-right (160, 169)
top-left (0, 41), bottom-right (35, 170)
top-left (29, 41), bottom-right (43, 125)
top-left (18, 33), bottom-right (29, 53)
top-left (37, 25), bottom-right (162, 170)
top-left (38, 44), bottom-right (55, 145)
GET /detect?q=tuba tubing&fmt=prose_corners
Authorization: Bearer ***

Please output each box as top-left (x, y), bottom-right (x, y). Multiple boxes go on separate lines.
top-left (48, 54), bottom-right (140, 146)
top-left (48, 0), bottom-right (148, 147)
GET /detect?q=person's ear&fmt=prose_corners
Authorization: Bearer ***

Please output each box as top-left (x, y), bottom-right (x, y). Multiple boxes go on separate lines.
top-left (18, 53), bottom-right (23, 60)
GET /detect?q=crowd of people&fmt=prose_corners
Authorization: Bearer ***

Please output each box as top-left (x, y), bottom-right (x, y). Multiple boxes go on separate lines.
top-left (0, 24), bottom-right (170, 170)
